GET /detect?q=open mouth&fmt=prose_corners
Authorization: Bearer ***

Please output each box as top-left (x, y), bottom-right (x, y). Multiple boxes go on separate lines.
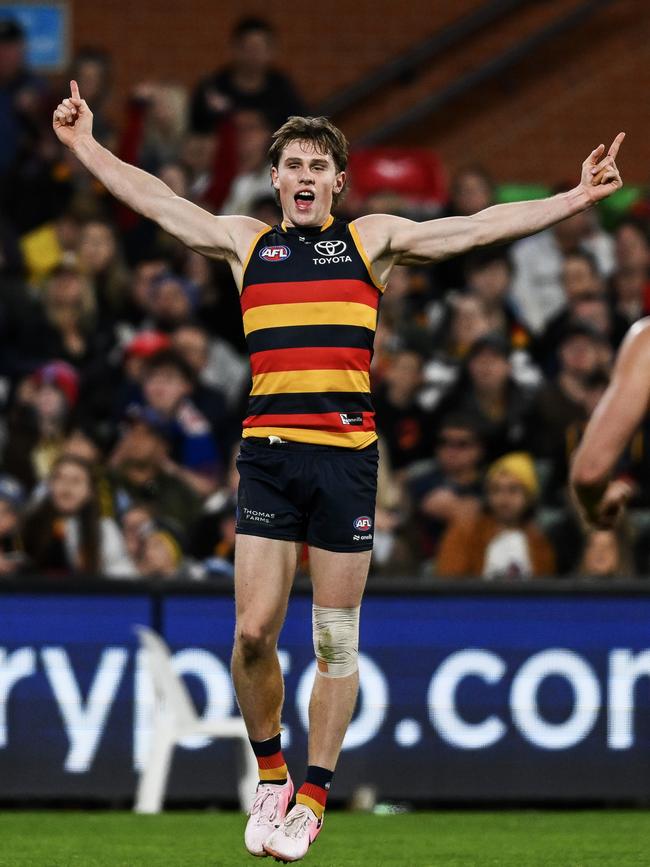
top-left (294, 190), bottom-right (315, 210)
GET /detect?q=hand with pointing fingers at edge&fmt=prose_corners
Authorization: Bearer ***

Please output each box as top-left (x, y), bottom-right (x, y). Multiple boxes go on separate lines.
top-left (579, 132), bottom-right (625, 204)
top-left (52, 80), bottom-right (94, 149)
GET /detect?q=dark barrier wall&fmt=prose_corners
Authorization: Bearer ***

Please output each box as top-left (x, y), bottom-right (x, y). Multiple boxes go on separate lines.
top-left (2, 584), bottom-right (650, 803)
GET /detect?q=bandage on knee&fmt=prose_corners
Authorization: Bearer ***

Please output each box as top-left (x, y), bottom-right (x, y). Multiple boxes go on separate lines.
top-left (312, 604), bottom-right (360, 678)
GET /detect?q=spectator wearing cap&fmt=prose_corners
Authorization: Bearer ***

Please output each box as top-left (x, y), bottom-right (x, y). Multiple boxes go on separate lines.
top-left (22, 455), bottom-right (134, 578)
top-left (406, 413), bottom-right (484, 559)
top-left (127, 348), bottom-right (220, 497)
top-left (190, 16), bottom-right (306, 134)
top-left (112, 330), bottom-right (171, 420)
top-left (373, 348), bottom-right (437, 472)
top-left (0, 475), bottom-right (25, 575)
top-left (2, 361), bottom-right (79, 490)
top-left (435, 333), bottom-right (537, 463)
top-left (108, 418), bottom-right (202, 534)
top-left (437, 452), bottom-right (555, 579)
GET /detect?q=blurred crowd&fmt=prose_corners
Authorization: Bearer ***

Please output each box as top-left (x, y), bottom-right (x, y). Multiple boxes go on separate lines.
top-left (1, 15), bottom-right (650, 583)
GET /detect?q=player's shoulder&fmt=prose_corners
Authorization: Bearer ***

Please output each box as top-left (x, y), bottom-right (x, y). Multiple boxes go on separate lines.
top-left (226, 216), bottom-right (272, 258)
top-left (617, 317), bottom-right (650, 366)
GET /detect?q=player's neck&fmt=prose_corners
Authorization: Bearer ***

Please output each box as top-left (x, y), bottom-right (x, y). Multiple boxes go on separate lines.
top-left (281, 214), bottom-right (334, 233)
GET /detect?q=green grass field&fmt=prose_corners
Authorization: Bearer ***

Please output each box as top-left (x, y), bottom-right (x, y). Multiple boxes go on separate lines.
top-left (0, 810), bottom-right (649, 866)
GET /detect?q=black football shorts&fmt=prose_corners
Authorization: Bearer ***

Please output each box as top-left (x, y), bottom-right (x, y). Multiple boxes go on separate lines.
top-left (235, 437), bottom-right (379, 552)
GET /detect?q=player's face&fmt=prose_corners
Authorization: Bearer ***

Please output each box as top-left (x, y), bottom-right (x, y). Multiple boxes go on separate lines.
top-left (271, 140), bottom-right (345, 228)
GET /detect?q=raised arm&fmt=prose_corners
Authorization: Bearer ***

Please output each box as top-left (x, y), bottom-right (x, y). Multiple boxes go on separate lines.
top-left (53, 81), bottom-right (263, 269)
top-left (354, 133), bottom-right (624, 282)
top-left (570, 318), bottom-right (650, 527)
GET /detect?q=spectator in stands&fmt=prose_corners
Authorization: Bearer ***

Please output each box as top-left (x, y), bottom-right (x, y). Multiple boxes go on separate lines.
top-left (221, 109), bottom-right (273, 215)
top-left (171, 323), bottom-right (242, 444)
top-left (3, 361), bottom-right (79, 490)
top-left (435, 333), bottom-right (536, 462)
top-left (0, 475), bottom-right (25, 575)
top-left (69, 48), bottom-right (113, 146)
top-left (190, 17), bottom-right (306, 133)
top-left (511, 196), bottom-right (615, 334)
top-left (431, 165), bottom-right (495, 294)
top-left (0, 18), bottom-right (50, 175)
top-left (464, 247), bottom-right (531, 352)
top-left (608, 218), bottom-right (650, 327)
top-left (19, 265), bottom-right (114, 372)
top-left (109, 416), bottom-right (203, 532)
top-left (133, 351), bottom-right (221, 497)
top-left (120, 81), bottom-right (188, 175)
top-left (534, 250), bottom-right (625, 373)
top-left (138, 521), bottom-right (195, 581)
top-left (120, 503), bottom-right (155, 568)
top-left (373, 348), bottom-right (436, 472)
top-left (144, 271), bottom-right (198, 333)
top-left (22, 455), bottom-right (134, 577)
top-left (530, 322), bottom-right (611, 465)
top-left (406, 413), bottom-right (484, 558)
top-left (578, 525), bottom-right (635, 578)
top-left (77, 218), bottom-right (131, 319)
top-left (436, 452), bottom-right (555, 579)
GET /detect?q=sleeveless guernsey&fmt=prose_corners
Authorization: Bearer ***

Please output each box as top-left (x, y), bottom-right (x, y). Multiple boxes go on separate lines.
top-left (240, 215), bottom-right (385, 449)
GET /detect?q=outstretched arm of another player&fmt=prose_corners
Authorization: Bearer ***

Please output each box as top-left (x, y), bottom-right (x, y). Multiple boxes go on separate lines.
top-left (570, 319), bottom-right (650, 528)
top-left (53, 81), bottom-right (259, 262)
top-left (354, 133), bottom-right (624, 278)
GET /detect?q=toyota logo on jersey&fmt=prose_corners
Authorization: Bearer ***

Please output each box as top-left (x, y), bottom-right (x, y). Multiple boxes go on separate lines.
top-left (260, 245), bottom-right (291, 262)
top-left (314, 240), bottom-right (347, 257)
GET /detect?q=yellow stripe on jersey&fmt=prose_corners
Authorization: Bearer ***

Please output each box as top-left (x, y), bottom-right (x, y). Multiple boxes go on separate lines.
top-left (239, 225), bottom-right (272, 293)
top-left (243, 301), bottom-right (378, 335)
top-left (349, 222), bottom-right (387, 293)
top-left (242, 427), bottom-right (378, 449)
top-left (251, 369), bottom-right (370, 396)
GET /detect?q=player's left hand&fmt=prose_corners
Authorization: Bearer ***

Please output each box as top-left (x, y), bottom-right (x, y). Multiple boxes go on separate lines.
top-left (580, 132), bottom-right (625, 203)
top-left (592, 478), bottom-right (634, 529)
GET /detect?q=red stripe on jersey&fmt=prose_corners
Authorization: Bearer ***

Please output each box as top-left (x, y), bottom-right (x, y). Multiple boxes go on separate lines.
top-left (250, 346), bottom-right (372, 375)
top-left (240, 279), bottom-right (380, 314)
top-left (243, 412), bottom-right (376, 432)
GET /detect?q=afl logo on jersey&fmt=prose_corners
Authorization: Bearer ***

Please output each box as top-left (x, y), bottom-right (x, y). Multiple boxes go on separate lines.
top-left (260, 245), bottom-right (291, 262)
top-left (353, 516), bottom-right (373, 531)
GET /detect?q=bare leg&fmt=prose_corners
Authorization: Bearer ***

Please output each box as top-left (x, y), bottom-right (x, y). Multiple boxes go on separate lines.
top-left (231, 535), bottom-right (299, 741)
top-left (307, 547), bottom-right (371, 769)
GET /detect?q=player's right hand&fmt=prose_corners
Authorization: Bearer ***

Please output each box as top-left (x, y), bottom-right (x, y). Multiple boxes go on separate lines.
top-left (52, 79), bottom-right (93, 148)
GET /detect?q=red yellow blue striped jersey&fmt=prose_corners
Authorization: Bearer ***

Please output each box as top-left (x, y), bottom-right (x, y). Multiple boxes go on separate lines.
top-left (240, 215), bottom-right (385, 448)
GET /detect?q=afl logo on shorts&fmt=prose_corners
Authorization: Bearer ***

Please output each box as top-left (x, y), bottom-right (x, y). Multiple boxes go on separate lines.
top-left (260, 245), bottom-right (291, 262)
top-left (353, 516), bottom-right (373, 531)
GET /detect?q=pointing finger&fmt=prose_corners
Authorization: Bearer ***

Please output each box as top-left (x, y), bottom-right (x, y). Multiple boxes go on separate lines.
top-left (70, 79), bottom-right (80, 101)
top-left (608, 131), bottom-right (626, 159)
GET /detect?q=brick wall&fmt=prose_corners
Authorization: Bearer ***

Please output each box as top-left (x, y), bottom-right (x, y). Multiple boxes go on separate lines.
top-left (68, 0), bottom-right (649, 183)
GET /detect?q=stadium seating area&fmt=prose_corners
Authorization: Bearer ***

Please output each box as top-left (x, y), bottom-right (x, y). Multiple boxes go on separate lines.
top-left (2, 15), bottom-right (650, 583)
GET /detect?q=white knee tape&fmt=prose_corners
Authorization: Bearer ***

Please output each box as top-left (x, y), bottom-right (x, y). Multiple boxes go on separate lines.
top-left (312, 604), bottom-right (360, 678)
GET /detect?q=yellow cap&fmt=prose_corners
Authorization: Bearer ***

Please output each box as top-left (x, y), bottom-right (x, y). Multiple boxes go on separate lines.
top-left (487, 452), bottom-right (539, 500)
